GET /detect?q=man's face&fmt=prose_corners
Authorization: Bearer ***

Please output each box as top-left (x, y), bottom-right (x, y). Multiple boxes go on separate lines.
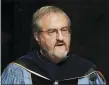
top-left (34, 13), bottom-right (71, 61)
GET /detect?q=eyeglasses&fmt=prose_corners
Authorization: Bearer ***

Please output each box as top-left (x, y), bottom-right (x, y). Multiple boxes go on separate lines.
top-left (40, 26), bottom-right (71, 37)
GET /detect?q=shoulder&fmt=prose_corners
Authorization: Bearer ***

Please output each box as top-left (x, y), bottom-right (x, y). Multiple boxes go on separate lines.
top-left (67, 54), bottom-right (96, 70)
top-left (2, 63), bottom-right (27, 76)
top-left (2, 63), bottom-right (32, 84)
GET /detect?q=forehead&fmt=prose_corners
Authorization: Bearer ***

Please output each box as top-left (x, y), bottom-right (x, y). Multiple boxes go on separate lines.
top-left (39, 13), bottom-right (69, 30)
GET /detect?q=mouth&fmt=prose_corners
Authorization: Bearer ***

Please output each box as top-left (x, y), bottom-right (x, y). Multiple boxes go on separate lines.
top-left (55, 43), bottom-right (65, 46)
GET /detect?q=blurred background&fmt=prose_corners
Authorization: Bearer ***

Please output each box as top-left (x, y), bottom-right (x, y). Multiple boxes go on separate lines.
top-left (1, 0), bottom-right (109, 83)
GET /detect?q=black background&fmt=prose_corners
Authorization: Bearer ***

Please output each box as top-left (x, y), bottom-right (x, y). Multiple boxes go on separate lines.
top-left (1, 0), bottom-right (109, 83)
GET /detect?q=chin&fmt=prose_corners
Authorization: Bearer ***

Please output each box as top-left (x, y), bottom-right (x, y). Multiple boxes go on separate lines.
top-left (54, 50), bottom-right (68, 58)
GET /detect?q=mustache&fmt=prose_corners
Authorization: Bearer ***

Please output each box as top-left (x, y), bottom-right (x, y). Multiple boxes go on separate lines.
top-left (55, 40), bottom-right (65, 46)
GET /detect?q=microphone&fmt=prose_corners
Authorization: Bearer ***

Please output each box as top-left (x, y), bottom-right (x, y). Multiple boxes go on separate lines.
top-left (89, 73), bottom-right (97, 84)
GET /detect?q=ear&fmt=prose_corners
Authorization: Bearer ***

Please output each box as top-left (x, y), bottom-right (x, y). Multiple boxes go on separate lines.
top-left (34, 32), bottom-right (39, 42)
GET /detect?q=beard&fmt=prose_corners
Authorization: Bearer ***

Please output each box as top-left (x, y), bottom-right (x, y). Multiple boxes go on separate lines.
top-left (53, 46), bottom-right (68, 59)
top-left (41, 45), bottom-right (69, 62)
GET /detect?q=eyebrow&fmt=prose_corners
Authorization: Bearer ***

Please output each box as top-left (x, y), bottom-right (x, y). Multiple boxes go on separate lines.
top-left (48, 26), bottom-right (69, 30)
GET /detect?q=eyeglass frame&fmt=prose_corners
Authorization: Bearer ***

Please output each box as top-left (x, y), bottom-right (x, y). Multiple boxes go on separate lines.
top-left (39, 26), bottom-right (71, 37)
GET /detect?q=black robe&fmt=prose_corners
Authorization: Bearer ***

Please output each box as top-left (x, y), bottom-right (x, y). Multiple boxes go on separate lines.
top-left (15, 50), bottom-right (95, 85)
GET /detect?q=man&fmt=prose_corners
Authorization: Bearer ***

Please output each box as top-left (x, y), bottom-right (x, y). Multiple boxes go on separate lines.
top-left (2, 6), bottom-right (106, 84)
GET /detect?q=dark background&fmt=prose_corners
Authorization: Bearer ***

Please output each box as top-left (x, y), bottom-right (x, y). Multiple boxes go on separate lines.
top-left (2, 0), bottom-right (109, 83)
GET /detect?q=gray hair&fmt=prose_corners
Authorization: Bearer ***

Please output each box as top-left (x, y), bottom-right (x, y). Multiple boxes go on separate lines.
top-left (32, 6), bottom-right (71, 33)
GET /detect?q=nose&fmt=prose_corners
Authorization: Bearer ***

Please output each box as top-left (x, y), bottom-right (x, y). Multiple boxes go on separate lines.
top-left (56, 30), bottom-right (64, 41)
